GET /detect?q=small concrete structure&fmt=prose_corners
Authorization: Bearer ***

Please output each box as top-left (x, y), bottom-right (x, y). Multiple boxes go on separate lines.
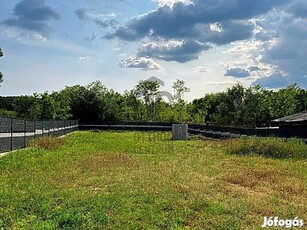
top-left (172, 124), bottom-right (188, 140)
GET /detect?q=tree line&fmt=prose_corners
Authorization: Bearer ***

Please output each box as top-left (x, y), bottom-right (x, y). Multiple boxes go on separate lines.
top-left (0, 79), bottom-right (306, 127)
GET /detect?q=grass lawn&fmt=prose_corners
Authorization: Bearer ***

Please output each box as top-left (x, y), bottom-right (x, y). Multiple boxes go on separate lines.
top-left (0, 131), bottom-right (306, 229)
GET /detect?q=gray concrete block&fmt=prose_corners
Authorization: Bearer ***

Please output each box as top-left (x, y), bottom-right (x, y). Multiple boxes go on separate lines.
top-left (172, 124), bottom-right (188, 140)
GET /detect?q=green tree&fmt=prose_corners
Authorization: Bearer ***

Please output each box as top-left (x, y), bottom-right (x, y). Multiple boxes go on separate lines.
top-left (0, 109), bottom-right (17, 118)
top-left (40, 92), bottom-right (56, 119)
top-left (172, 79), bottom-right (190, 122)
top-left (123, 89), bottom-right (146, 122)
top-left (269, 84), bottom-right (303, 119)
top-left (50, 91), bottom-right (71, 120)
top-left (135, 80), bottom-right (160, 121)
top-left (242, 85), bottom-right (271, 127)
top-left (13, 94), bottom-right (41, 119)
top-left (61, 84), bottom-right (104, 122)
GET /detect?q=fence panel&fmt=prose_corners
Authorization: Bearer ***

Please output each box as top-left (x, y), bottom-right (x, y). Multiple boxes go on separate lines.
top-left (11, 119), bottom-right (25, 150)
top-left (0, 117), bottom-right (12, 153)
top-left (25, 120), bottom-right (35, 144)
top-left (0, 117), bottom-right (78, 154)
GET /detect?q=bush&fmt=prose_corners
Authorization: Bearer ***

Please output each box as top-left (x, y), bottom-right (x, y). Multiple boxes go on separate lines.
top-left (0, 109), bottom-right (17, 118)
top-left (222, 137), bottom-right (307, 159)
top-left (27, 137), bottom-right (65, 150)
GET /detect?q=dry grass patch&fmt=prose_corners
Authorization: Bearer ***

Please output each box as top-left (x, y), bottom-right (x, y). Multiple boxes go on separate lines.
top-left (220, 167), bottom-right (280, 189)
top-left (27, 137), bottom-right (65, 150)
top-left (83, 152), bottom-right (137, 168)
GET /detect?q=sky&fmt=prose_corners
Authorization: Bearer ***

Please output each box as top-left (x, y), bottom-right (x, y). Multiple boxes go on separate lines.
top-left (0, 0), bottom-right (306, 101)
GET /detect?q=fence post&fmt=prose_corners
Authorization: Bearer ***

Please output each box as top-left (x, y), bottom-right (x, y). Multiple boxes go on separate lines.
top-left (24, 119), bottom-right (26, 148)
top-left (34, 120), bottom-right (36, 139)
top-left (10, 118), bottom-right (13, 151)
top-left (48, 120), bottom-right (50, 137)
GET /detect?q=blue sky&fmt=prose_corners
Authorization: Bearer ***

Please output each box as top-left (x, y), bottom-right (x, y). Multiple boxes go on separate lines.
top-left (0, 0), bottom-right (306, 101)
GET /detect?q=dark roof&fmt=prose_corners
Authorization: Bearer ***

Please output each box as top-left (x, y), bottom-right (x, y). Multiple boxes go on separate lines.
top-left (272, 111), bottom-right (307, 123)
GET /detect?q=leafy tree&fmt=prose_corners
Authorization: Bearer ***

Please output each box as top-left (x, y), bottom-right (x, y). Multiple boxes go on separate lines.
top-left (172, 79), bottom-right (190, 103)
top-left (269, 84), bottom-right (303, 119)
top-left (172, 79), bottom-right (190, 122)
top-left (3, 78), bottom-right (306, 127)
top-left (50, 91), bottom-right (71, 120)
top-left (40, 92), bottom-right (56, 119)
top-left (0, 109), bottom-right (17, 118)
top-left (242, 85), bottom-right (271, 127)
top-left (13, 94), bottom-right (41, 119)
top-left (135, 80), bottom-right (160, 121)
top-left (0, 96), bottom-right (16, 111)
top-left (154, 99), bottom-right (175, 122)
top-left (123, 89), bottom-right (146, 122)
top-left (61, 84), bottom-right (105, 122)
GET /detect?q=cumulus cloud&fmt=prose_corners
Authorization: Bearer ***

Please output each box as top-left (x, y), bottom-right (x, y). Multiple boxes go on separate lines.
top-left (201, 21), bottom-right (254, 45)
top-left (75, 8), bottom-right (118, 28)
top-left (155, 0), bottom-right (192, 7)
top-left (255, 10), bottom-right (307, 88)
top-left (137, 40), bottom-right (211, 63)
top-left (104, 0), bottom-right (289, 64)
top-left (2, 0), bottom-right (60, 34)
top-left (106, 0), bottom-right (288, 42)
top-left (252, 73), bottom-right (290, 88)
top-left (119, 57), bottom-right (163, 71)
top-left (224, 67), bottom-right (250, 78)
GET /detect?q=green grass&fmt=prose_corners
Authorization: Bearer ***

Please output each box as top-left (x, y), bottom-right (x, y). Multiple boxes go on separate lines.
top-left (223, 137), bottom-right (307, 159)
top-left (0, 131), bottom-right (306, 229)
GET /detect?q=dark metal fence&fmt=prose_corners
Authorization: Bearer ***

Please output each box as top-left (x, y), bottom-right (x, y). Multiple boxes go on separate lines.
top-left (188, 124), bottom-right (307, 139)
top-left (79, 123), bottom-right (172, 132)
top-left (80, 122), bottom-right (307, 140)
top-left (0, 117), bottom-right (79, 153)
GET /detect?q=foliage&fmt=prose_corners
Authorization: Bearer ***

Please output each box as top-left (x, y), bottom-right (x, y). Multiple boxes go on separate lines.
top-left (1, 80), bottom-right (306, 126)
top-left (61, 83), bottom-right (107, 122)
top-left (12, 92), bottom-right (71, 120)
top-left (135, 80), bottom-right (161, 121)
top-left (172, 79), bottom-right (190, 122)
top-left (0, 109), bottom-right (17, 118)
top-left (13, 94), bottom-right (42, 119)
top-left (192, 83), bottom-right (307, 127)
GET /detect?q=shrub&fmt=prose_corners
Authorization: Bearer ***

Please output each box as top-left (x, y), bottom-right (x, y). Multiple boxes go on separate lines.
top-left (222, 137), bottom-right (307, 159)
top-left (27, 137), bottom-right (65, 150)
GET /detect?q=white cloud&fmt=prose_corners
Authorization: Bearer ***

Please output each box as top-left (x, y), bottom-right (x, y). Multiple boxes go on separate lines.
top-left (78, 56), bottom-right (90, 62)
top-left (155, 0), bottom-right (192, 7)
top-left (1, 28), bottom-right (47, 41)
top-left (209, 23), bottom-right (223, 32)
top-left (119, 57), bottom-right (164, 71)
top-left (137, 39), bottom-right (211, 63)
top-left (192, 66), bottom-right (207, 73)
